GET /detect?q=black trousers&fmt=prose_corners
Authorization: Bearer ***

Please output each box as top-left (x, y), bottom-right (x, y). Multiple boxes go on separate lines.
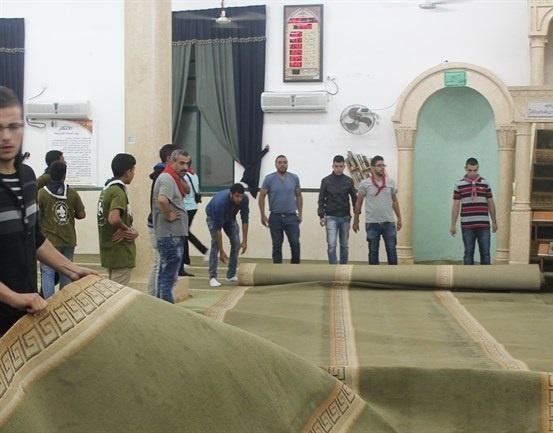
top-left (180, 209), bottom-right (208, 269)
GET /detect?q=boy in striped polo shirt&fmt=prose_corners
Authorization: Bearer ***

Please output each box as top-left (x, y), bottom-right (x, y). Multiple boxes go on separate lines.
top-left (450, 157), bottom-right (497, 265)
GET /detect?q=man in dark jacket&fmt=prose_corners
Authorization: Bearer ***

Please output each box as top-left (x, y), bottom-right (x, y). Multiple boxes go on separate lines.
top-left (0, 86), bottom-right (96, 337)
top-left (146, 143), bottom-right (178, 296)
top-left (318, 155), bottom-right (357, 264)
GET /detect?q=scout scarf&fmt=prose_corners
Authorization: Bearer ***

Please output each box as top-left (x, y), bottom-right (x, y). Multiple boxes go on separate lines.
top-left (44, 180), bottom-right (67, 199)
top-left (163, 164), bottom-right (186, 197)
top-left (371, 174), bottom-right (387, 196)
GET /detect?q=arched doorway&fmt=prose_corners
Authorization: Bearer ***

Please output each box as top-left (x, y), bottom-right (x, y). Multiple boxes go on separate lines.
top-left (412, 87), bottom-right (498, 262)
top-left (392, 62), bottom-right (515, 264)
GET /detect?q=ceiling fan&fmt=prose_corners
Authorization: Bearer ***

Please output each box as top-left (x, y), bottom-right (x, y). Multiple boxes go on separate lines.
top-left (178, 1), bottom-right (265, 28)
top-left (418, 0), bottom-right (467, 10)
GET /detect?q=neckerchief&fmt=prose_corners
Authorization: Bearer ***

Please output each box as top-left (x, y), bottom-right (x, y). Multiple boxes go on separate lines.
top-left (371, 174), bottom-right (386, 196)
top-left (44, 180), bottom-right (67, 199)
top-left (104, 178), bottom-right (132, 218)
top-left (163, 164), bottom-right (186, 197)
top-left (463, 175), bottom-right (481, 202)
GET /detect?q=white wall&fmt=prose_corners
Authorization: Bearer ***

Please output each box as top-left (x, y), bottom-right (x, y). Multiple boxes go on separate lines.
top-left (1, 0), bottom-right (530, 259)
top-left (174, 0), bottom-right (529, 187)
top-left (1, 0), bottom-right (125, 185)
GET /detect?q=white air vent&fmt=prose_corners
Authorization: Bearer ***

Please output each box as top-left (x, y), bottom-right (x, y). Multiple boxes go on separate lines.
top-left (25, 101), bottom-right (90, 119)
top-left (261, 92), bottom-right (327, 113)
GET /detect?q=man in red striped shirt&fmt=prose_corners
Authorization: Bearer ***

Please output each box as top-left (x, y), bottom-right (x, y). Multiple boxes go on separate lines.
top-left (450, 157), bottom-right (497, 265)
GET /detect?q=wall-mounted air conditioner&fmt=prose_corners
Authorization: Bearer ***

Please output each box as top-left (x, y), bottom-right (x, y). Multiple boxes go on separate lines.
top-left (261, 91), bottom-right (328, 113)
top-left (25, 101), bottom-right (90, 119)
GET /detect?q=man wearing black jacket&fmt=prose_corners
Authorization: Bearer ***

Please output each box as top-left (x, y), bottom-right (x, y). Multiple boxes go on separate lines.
top-left (0, 86), bottom-right (96, 337)
top-left (317, 155), bottom-right (357, 264)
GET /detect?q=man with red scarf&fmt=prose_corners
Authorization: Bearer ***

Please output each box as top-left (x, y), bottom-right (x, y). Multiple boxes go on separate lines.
top-left (353, 155), bottom-right (402, 265)
top-left (450, 157), bottom-right (497, 265)
top-left (152, 149), bottom-right (190, 303)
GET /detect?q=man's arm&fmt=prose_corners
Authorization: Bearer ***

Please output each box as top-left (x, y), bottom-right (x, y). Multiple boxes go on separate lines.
top-left (392, 193), bottom-right (402, 231)
top-left (296, 187), bottom-right (303, 223)
top-left (488, 198), bottom-right (498, 233)
top-left (0, 281), bottom-right (46, 314)
top-left (317, 179), bottom-right (326, 227)
top-left (352, 193), bottom-right (365, 233)
top-left (258, 188), bottom-right (269, 227)
top-left (37, 239), bottom-right (97, 282)
top-left (74, 191), bottom-right (86, 220)
top-left (158, 195), bottom-right (180, 222)
top-left (450, 200), bottom-right (460, 236)
top-left (241, 223), bottom-right (249, 254)
top-left (214, 228), bottom-right (228, 263)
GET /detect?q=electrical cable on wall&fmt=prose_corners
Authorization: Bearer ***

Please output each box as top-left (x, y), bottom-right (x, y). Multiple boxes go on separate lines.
top-left (25, 85), bottom-right (48, 129)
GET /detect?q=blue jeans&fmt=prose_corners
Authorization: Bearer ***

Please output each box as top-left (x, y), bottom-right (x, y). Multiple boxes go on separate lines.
top-left (40, 246), bottom-right (75, 299)
top-left (462, 228), bottom-right (491, 265)
top-left (207, 217), bottom-right (240, 279)
top-left (366, 222), bottom-right (397, 265)
top-left (156, 236), bottom-right (185, 303)
top-left (269, 213), bottom-right (300, 264)
top-left (325, 215), bottom-right (351, 264)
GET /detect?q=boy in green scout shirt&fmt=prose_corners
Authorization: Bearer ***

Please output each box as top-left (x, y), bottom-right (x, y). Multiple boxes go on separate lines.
top-left (38, 161), bottom-right (85, 298)
top-left (97, 153), bottom-right (139, 285)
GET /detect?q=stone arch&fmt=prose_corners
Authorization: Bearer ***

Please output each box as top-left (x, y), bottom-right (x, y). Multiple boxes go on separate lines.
top-left (392, 62), bottom-right (515, 264)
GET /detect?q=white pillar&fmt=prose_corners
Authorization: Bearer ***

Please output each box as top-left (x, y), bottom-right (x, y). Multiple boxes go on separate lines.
top-left (125, 0), bottom-right (172, 283)
top-left (394, 127), bottom-right (416, 264)
top-left (509, 123), bottom-right (533, 264)
top-left (530, 36), bottom-right (547, 86)
top-left (495, 126), bottom-right (516, 264)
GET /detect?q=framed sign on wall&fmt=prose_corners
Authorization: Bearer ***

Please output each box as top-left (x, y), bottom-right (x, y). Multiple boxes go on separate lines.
top-left (283, 4), bottom-right (323, 82)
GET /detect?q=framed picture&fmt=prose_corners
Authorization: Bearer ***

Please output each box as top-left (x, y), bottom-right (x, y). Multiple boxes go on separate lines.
top-left (283, 4), bottom-right (323, 82)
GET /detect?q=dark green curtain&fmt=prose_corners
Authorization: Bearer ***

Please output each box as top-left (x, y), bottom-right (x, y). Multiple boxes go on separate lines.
top-left (172, 5), bottom-right (266, 196)
top-left (195, 40), bottom-right (239, 160)
top-left (172, 43), bottom-right (193, 143)
top-left (0, 18), bottom-right (24, 103)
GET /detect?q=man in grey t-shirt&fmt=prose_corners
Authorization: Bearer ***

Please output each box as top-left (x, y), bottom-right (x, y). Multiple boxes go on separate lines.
top-left (258, 155), bottom-right (303, 264)
top-left (152, 149), bottom-right (189, 303)
top-left (353, 155), bottom-right (402, 265)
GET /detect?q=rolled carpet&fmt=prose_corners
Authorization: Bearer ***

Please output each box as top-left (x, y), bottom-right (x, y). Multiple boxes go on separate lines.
top-left (237, 263), bottom-right (543, 291)
top-left (0, 275), bottom-right (396, 433)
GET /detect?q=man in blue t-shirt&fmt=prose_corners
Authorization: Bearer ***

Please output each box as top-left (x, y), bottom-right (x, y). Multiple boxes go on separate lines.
top-left (258, 155), bottom-right (303, 264)
top-left (205, 183), bottom-right (249, 287)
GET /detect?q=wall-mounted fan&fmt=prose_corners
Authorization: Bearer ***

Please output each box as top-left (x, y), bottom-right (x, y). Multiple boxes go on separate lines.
top-left (340, 105), bottom-right (378, 135)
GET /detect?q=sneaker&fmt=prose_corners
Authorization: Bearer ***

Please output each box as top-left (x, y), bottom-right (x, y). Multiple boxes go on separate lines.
top-left (226, 276), bottom-right (238, 282)
top-left (209, 278), bottom-right (222, 287)
top-left (203, 250), bottom-right (210, 263)
top-left (180, 270), bottom-right (195, 277)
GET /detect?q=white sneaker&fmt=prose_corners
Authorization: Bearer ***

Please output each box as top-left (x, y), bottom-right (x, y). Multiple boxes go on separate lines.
top-left (209, 278), bottom-right (222, 287)
top-left (226, 276), bottom-right (238, 282)
top-left (203, 250), bottom-right (210, 262)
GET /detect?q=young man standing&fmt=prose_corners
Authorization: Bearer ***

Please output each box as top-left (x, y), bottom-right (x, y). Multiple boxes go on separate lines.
top-left (97, 153), bottom-right (139, 285)
top-left (146, 143), bottom-right (178, 296)
top-left (0, 86), bottom-right (95, 337)
top-left (450, 157), bottom-right (497, 265)
top-left (179, 154), bottom-right (208, 277)
top-left (152, 149), bottom-right (189, 303)
top-left (318, 155), bottom-right (357, 264)
top-left (353, 155), bottom-right (402, 265)
top-left (38, 161), bottom-right (86, 298)
top-left (258, 155), bottom-right (302, 264)
top-left (206, 183), bottom-right (249, 287)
